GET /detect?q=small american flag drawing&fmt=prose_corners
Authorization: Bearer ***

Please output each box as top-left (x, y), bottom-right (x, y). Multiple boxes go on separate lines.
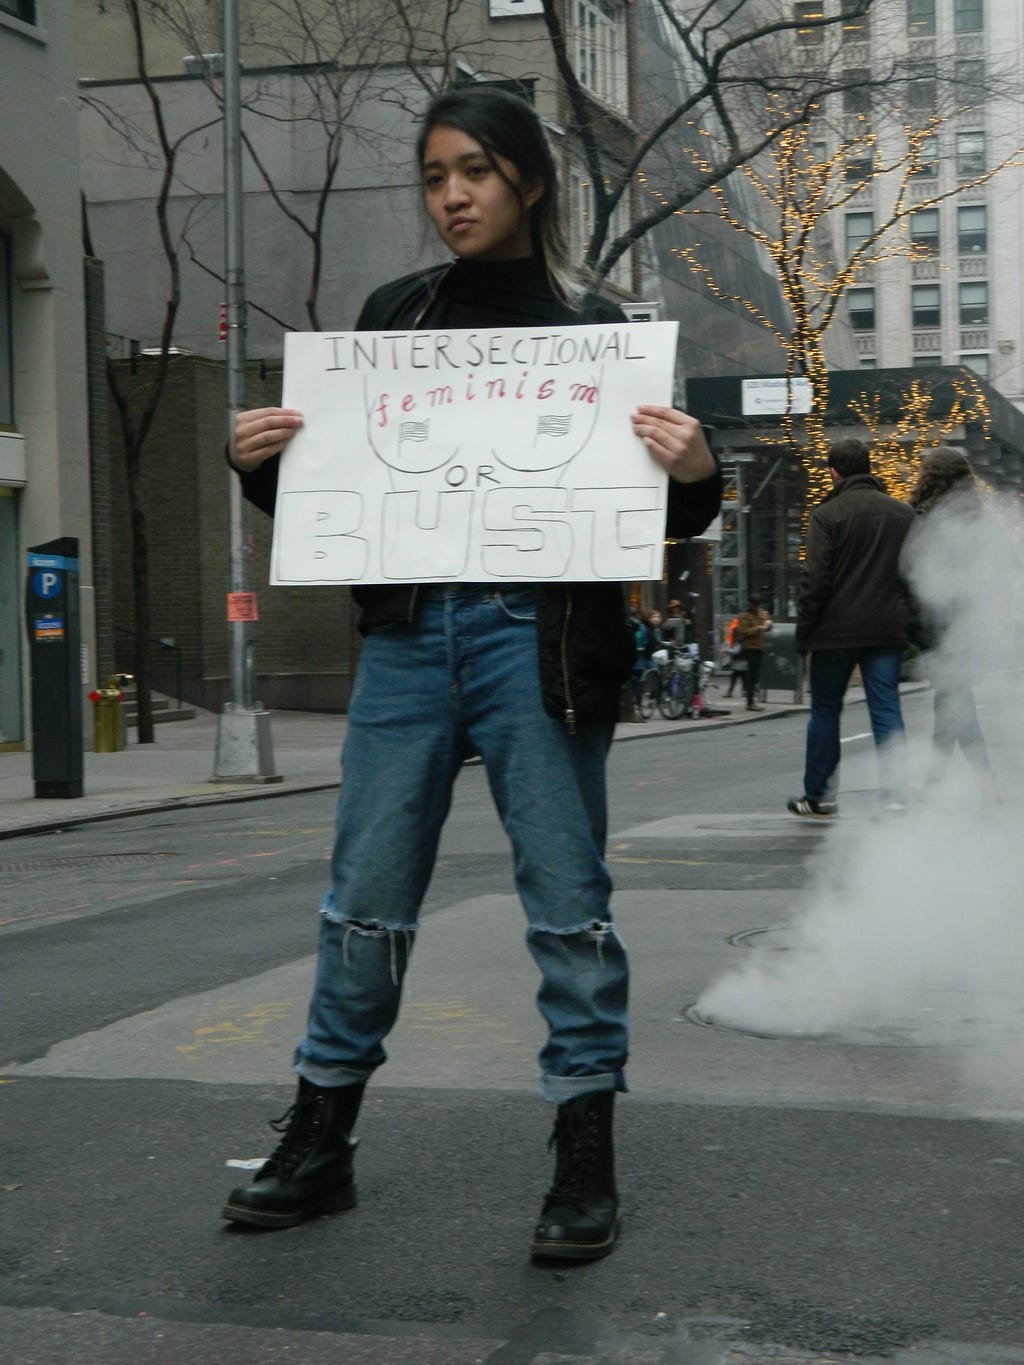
top-left (535, 413), bottom-right (572, 438)
top-left (399, 421), bottom-right (430, 441)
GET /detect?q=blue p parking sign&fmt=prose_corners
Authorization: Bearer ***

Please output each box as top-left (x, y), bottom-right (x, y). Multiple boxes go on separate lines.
top-left (32, 569), bottom-right (62, 600)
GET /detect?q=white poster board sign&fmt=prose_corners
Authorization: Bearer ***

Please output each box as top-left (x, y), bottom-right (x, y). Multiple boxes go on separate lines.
top-left (270, 322), bottom-right (679, 586)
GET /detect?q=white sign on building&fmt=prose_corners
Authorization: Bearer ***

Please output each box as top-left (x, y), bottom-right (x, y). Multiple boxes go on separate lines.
top-left (271, 323), bottom-right (680, 586)
top-left (488, 0), bottom-right (545, 16)
top-left (741, 376), bottom-right (814, 416)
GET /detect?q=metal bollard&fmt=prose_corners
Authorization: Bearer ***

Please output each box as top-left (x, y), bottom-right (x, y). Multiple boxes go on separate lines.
top-left (88, 673), bottom-right (132, 753)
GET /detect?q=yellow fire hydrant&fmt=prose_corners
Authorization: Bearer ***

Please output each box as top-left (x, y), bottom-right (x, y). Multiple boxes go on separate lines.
top-left (88, 673), bottom-right (132, 753)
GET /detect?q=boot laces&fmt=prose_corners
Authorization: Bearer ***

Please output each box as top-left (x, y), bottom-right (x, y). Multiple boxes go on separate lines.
top-left (261, 1091), bottom-right (326, 1179)
top-left (545, 1105), bottom-right (600, 1212)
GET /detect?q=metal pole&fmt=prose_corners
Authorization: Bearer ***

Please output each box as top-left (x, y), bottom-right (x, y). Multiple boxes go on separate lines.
top-left (213, 0), bottom-right (278, 781)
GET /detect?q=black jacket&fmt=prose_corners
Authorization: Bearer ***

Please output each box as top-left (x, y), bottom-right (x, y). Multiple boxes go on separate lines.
top-left (237, 264), bottom-right (722, 728)
top-left (796, 473), bottom-right (916, 651)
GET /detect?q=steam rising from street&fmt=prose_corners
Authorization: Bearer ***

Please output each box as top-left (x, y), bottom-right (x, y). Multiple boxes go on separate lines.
top-left (697, 489), bottom-right (1024, 1054)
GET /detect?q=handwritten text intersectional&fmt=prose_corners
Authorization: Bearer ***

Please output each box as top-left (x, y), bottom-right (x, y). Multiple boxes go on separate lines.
top-left (323, 327), bottom-right (648, 373)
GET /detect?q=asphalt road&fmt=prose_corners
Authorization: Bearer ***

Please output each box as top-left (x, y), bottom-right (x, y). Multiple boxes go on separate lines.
top-left (3, 686), bottom-right (1024, 1365)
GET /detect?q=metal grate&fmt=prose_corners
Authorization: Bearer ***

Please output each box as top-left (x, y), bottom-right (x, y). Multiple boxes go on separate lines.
top-left (0, 852), bottom-right (170, 873)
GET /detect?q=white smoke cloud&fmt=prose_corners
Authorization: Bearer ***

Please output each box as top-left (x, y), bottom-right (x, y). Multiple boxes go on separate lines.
top-left (697, 485), bottom-right (1024, 1057)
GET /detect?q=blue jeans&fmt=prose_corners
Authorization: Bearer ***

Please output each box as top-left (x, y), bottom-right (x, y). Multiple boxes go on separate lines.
top-left (804, 647), bottom-right (908, 806)
top-left (295, 585), bottom-right (628, 1103)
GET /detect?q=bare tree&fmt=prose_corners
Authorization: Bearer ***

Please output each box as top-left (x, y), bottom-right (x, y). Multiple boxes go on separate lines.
top-left (82, 0), bottom-right (221, 743)
top-left (541, 0), bottom-right (883, 284)
top-left (141, 0), bottom-right (529, 329)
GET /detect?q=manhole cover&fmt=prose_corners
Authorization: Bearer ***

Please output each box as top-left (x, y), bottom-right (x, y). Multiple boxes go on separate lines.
top-left (727, 926), bottom-right (798, 951)
top-left (682, 998), bottom-right (1024, 1048)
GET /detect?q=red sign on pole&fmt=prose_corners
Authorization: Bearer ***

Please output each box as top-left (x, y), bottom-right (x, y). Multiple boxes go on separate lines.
top-left (218, 303), bottom-right (227, 343)
top-left (226, 591), bottom-right (258, 622)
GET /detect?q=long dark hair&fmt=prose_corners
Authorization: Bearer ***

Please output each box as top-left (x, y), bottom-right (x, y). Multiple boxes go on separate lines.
top-left (909, 445), bottom-right (980, 514)
top-left (415, 86), bottom-right (582, 305)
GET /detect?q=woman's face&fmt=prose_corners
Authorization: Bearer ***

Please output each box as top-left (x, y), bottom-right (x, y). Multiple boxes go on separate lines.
top-left (421, 124), bottom-right (542, 262)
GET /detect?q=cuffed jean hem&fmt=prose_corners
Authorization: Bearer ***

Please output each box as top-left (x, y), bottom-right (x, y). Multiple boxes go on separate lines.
top-left (538, 1069), bottom-right (627, 1103)
top-left (294, 1055), bottom-right (374, 1089)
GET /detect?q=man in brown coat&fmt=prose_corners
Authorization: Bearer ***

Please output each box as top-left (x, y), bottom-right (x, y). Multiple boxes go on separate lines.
top-left (789, 438), bottom-right (916, 819)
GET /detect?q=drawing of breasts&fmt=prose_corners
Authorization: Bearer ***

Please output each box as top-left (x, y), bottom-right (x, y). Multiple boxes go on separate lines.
top-left (489, 369), bottom-right (603, 478)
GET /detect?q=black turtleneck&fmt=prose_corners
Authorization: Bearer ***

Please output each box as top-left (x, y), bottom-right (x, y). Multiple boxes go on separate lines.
top-left (420, 255), bottom-right (624, 331)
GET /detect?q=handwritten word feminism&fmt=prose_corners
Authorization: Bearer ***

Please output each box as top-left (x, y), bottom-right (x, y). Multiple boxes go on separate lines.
top-left (323, 327), bottom-right (647, 374)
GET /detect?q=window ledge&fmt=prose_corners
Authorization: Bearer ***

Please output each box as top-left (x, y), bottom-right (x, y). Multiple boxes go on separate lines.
top-left (0, 11), bottom-right (47, 42)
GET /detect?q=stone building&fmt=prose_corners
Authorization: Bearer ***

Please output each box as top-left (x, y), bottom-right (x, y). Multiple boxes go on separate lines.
top-left (1, 0), bottom-right (95, 749)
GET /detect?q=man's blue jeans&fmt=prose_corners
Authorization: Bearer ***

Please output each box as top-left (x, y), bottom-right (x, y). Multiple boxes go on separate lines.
top-left (294, 586), bottom-right (628, 1103)
top-left (804, 647), bottom-right (908, 806)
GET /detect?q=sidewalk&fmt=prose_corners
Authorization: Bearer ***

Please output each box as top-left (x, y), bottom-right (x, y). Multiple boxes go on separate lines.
top-left (0, 688), bottom-right (810, 839)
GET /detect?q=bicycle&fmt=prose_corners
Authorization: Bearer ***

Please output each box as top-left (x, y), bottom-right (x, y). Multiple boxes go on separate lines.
top-left (638, 647), bottom-right (696, 720)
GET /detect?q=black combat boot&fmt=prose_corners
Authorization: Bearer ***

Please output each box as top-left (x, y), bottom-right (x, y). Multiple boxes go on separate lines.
top-left (222, 1078), bottom-right (365, 1229)
top-left (530, 1090), bottom-right (618, 1261)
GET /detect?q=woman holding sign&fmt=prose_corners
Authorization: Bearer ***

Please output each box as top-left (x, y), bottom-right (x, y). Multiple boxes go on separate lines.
top-left (223, 85), bottom-right (720, 1259)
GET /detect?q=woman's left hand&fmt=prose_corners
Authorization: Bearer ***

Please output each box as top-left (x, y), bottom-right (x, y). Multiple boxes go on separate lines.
top-left (631, 406), bottom-right (716, 484)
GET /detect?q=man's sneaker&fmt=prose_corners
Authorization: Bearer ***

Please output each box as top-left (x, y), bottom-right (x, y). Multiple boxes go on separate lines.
top-left (787, 796), bottom-right (837, 820)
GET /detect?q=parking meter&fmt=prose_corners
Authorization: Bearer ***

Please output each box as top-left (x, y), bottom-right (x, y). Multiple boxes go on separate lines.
top-left (24, 537), bottom-right (83, 798)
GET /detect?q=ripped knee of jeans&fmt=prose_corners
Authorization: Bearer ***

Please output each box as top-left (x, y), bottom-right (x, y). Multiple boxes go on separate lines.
top-left (527, 919), bottom-right (621, 968)
top-left (321, 910), bottom-right (417, 988)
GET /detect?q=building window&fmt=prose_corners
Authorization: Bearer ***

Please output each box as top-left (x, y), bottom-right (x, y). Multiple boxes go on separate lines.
top-left (845, 210), bottom-right (874, 255)
top-left (843, 68), bottom-right (872, 116)
top-left (0, 0), bottom-right (37, 21)
top-left (959, 281), bottom-right (988, 325)
top-left (956, 131), bottom-right (986, 178)
top-left (958, 204), bottom-right (987, 253)
top-left (858, 356), bottom-right (877, 368)
top-left (847, 287), bottom-right (876, 330)
top-left (907, 0), bottom-right (936, 37)
top-left (910, 134), bottom-right (939, 178)
top-left (955, 59), bottom-right (986, 109)
top-left (907, 62), bottom-right (937, 111)
top-left (912, 284), bottom-right (941, 328)
top-left (960, 352), bottom-right (989, 377)
top-left (571, 0), bottom-right (628, 111)
top-left (841, 0), bottom-right (869, 39)
top-left (910, 208), bottom-right (939, 255)
top-left (913, 354), bottom-right (940, 367)
top-left (954, 0), bottom-right (983, 33)
top-left (795, 2), bottom-right (825, 42)
top-left (845, 152), bottom-right (873, 183)
top-left (0, 233), bottom-right (12, 426)
top-left (570, 170), bottom-right (631, 289)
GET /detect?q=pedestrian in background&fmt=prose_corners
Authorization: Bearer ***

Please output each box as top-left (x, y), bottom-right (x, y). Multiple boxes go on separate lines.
top-left (628, 599), bottom-right (649, 712)
top-left (723, 612), bottom-right (744, 698)
top-left (663, 599), bottom-right (690, 648)
top-left (222, 85), bottom-right (721, 1259)
top-left (904, 446), bottom-right (998, 803)
top-left (789, 438), bottom-right (915, 819)
top-left (735, 594), bottom-right (772, 711)
top-left (643, 608), bottom-right (667, 658)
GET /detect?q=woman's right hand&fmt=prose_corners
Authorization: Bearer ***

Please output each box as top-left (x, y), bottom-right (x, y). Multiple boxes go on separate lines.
top-left (229, 407), bottom-right (304, 472)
